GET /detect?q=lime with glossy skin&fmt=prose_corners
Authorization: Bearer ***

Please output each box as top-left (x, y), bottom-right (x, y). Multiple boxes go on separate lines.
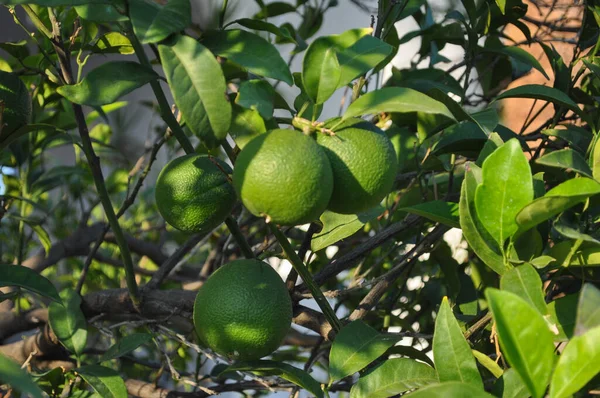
top-left (155, 154), bottom-right (236, 232)
top-left (0, 71), bottom-right (31, 135)
top-left (317, 118), bottom-right (397, 214)
top-left (193, 259), bottom-right (293, 361)
top-left (233, 129), bottom-right (333, 225)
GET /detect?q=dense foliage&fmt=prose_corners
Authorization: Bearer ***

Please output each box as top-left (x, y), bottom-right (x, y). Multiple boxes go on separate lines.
top-left (0, 0), bottom-right (599, 397)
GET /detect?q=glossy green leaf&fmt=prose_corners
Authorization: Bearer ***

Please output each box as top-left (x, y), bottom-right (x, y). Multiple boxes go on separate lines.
top-left (77, 365), bottom-right (127, 398)
top-left (49, 289), bottom-right (87, 356)
top-left (486, 289), bottom-right (555, 398)
top-left (232, 18), bottom-right (296, 43)
top-left (433, 297), bottom-right (483, 387)
top-left (130, 0), bottom-right (190, 44)
top-left (158, 35), bottom-right (231, 147)
top-left (0, 354), bottom-right (43, 398)
top-left (329, 320), bottom-right (399, 382)
top-left (575, 283), bottom-right (600, 336)
top-left (536, 149), bottom-right (593, 178)
top-left (385, 345), bottom-right (435, 368)
top-left (459, 165), bottom-right (507, 274)
top-left (230, 105), bottom-right (267, 149)
top-left (90, 32), bottom-right (134, 54)
top-left (311, 206), bottom-right (384, 252)
top-left (57, 61), bottom-right (158, 106)
top-left (482, 46), bottom-right (549, 79)
top-left (202, 30), bottom-right (293, 85)
top-left (476, 132), bottom-right (504, 166)
top-left (492, 368), bottom-right (530, 398)
top-left (500, 263), bottom-right (547, 315)
top-left (475, 139), bottom-right (533, 247)
top-left (550, 326), bottom-right (600, 398)
top-left (223, 360), bottom-right (323, 398)
top-left (0, 264), bottom-right (61, 303)
top-left (472, 349), bottom-right (503, 378)
top-left (335, 32), bottom-right (393, 88)
top-left (405, 381), bottom-right (495, 397)
top-left (349, 358), bottom-right (438, 398)
top-left (494, 84), bottom-right (581, 117)
top-left (235, 79), bottom-right (276, 119)
top-left (516, 178), bottom-right (600, 233)
top-left (343, 87), bottom-right (455, 121)
top-left (101, 333), bottom-right (153, 362)
top-left (399, 201), bottom-right (459, 228)
top-left (542, 126), bottom-right (592, 154)
top-left (74, 3), bottom-right (127, 22)
top-left (430, 122), bottom-right (487, 156)
top-left (302, 36), bottom-right (341, 104)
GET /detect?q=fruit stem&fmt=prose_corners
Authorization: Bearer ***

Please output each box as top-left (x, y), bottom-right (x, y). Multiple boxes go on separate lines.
top-left (268, 224), bottom-right (342, 333)
top-left (224, 216), bottom-right (255, 259)
top-left (291, 117), bottom-right (334, 136)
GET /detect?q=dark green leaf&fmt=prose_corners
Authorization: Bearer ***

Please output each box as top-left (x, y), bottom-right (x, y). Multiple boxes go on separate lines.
top-left (475, 139), bottom-right (533, 248)
top-left (575, 283), bottom-right (600, 336)
top-left (49, 289), bottom-right (87, 356)
top-left (350, 358), bottom-right (438, 398)
top-left (343, 87), bottom-right (455, 121)
top-left (101, 333), bottom-right (153, 362)
top-left (482, 46), bottom-right (549, 79)
top-left (486, 289), bottom-right (555, 398)
top-left (329, 320), bottom-right (400, 382)
top-left (0, 264), bottom-right (61, 303)
top-left (399, 201), bottom-right (459, 228)
top-left (536, 149), bottom-right (593, 178)
top-left (385, 345), bottom-right (435, 368)
top-left (130, 0), bottom-right (190, 44)
top-left (433, 297), bottom-right (483, 388)
top-left (253, 2), bottom-right (296, 18)
top-left (202, 30), bottom-right (293, 85)
top-left (235, 79), bottom-right (276, 119)
top-left (0, 354), bottom-right (43, 398)
top-left (302, 36), bottom-right (341, 104)
top-left (1, 0), bottom-right (114, 6)
top-left (492, 368), bottom-right (530, 398)
top-left (90, 32), bottom-right (134, 54)
top-left (471, 349), bottom-right (503, 378)
top-left (542, 126), bottom-right (592, 154)
top-left (404, 381), bottom-right (495, 397)
top-left (547, 294), bottom-right (578, 341)
top-left (0, 124), bottom-right (59, 154)
top-left (158, 35), bottom-right (231, 147)
top-left (516, 178), bottom-right (600, 233)
top-left (74, 3), bottom-right (127, 22)
top-left (500, 263), bottom-right (547, 315)
top-left (77, 365), bottom-right (127, 398)
top-left (232, 18), bottom-right (296, 43)
top-left (223, 360), bottom-right (324, 398)
top-left (311, 206), bottom-right (384, 252)
top-left (476, 132), bottom-right (504, 166)
top-left (494, 84), bottom-right (582, 118)
top-left (335, 32), bottom-right (393, 88)
top-left (57, 61), bottom-right (158, 106)
top-left (430, 121), bottom-right (488, 155)
top-left (549, 326), bottom-right (600, 398)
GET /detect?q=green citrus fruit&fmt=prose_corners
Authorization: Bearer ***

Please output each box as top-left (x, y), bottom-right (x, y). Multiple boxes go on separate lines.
top-left (155, 154), bottom-right (236, 233)
top-left (233, 129), bottom-right (333, 225)
top-left (193, 259), bottom-right (292, 360)
top-left (0, 71), bottom-right (31, 135)
top-left (316, 118), bottom-right (397, 214)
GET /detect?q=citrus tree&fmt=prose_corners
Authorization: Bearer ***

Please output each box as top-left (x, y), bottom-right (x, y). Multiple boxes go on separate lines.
top-left (0, 0), bottom-right (600, 397)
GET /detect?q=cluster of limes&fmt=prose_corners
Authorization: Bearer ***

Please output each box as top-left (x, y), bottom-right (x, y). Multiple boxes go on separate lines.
top-left (154, 118), bottom-right (397, 361)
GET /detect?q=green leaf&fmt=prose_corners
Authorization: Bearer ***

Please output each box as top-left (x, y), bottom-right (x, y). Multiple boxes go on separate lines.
top-left (0, 264), bottom-right (61, 303)
top-left (404, 381), bottom-right (495, 397)
top-left (90, 32), bottom-right (134, 55)
top-left (549, 326), bottom-right (600, 398)
top-left (399, 201), bottom-right (459, 228)
top-left (77, 365), bottom-right (127, 398)
top-left (459, 165), bottom-right (507, 274)
top-left (232, 18), bottom-right (296, 44)
top-left (74, 3), bottom-right (127, 22)
top-left (158, 35), bottom-right (231, 147)
top-left (349, 358), bottom-right (438, 398)
top-left (575, 283), bottom-right (600, 336)
top-left (0, 354), bottom-right (43, 398)
top-left (384, 345), bottom-right (435, 368)
top-left (475, 138), bottom-right (533, 248)
top-left (500, 263), bottom-right (547, 315)
top-left (329, 320), bottom-right (400, 383)
top-left (223, 360), bottom-right (324, 398)
top-left (492, 368), bottom-right (530, 398)
top-left (311, 206), bottom-right (384, 252)
top-left (101, 333), bottom-right (153, 362)
top-left (536, 149), bottom-right (593, 178)
top-left (335, 31), bottom-right (393, 88)
top-left (253, 2), bottom-right (296, 18)
top-left (49, 289), bottom-right (87, 356)
top-left (547, 294), bottom-right (578, 341)
top-left (542, 126), bottom-right (592, 154)
top-left (343, 87), bottom-right (455, 121)
top-left (302, 36), bottom-right (341, 104)
top-left (130, 0), bottom-right (190, 44)
top-left (516, 177), bottom-right (600, 233)
top-left (485, 289), bottom-right (555, 398)
top-left (482, 46), bottom-right (549, 79)
top-left (430, 122), bottom-right (488, 156)
top-left (57, 61), bottom-right (158, 106)
top-left (1, 0), bottom-right (115, 5)
top-left (202, 29), bottom-right (293, 85)
top-left (496, 0), bottom-right (506, 13)
top-left (472, 349), bottom-right (503, 378)
top-left (494, 84), bottom-right (582, 117)
top-left (592, 135), bottom-right (600, 182)
top-left (1, 124), bottom-right (59, 154)
top-left (229, 104), bottom-right (267, 149)
top-left (476, 132), bottom-right (504, 166)
top-left (433, 297), bottom-right (483, 388)
top-left (235, 79), bottom-right (276, 119)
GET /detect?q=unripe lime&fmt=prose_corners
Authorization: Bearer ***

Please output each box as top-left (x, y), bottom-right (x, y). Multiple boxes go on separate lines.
top-left (232, 129), bottom-right (333, 225)
top-left (193, 259), bottom-right (293, 361)
top-left (155, 154), bottom-right (236, 232)
top-left (0, 71), bottom-right (31, 135)
top-left (316, 118), bottom-right (397, 214)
